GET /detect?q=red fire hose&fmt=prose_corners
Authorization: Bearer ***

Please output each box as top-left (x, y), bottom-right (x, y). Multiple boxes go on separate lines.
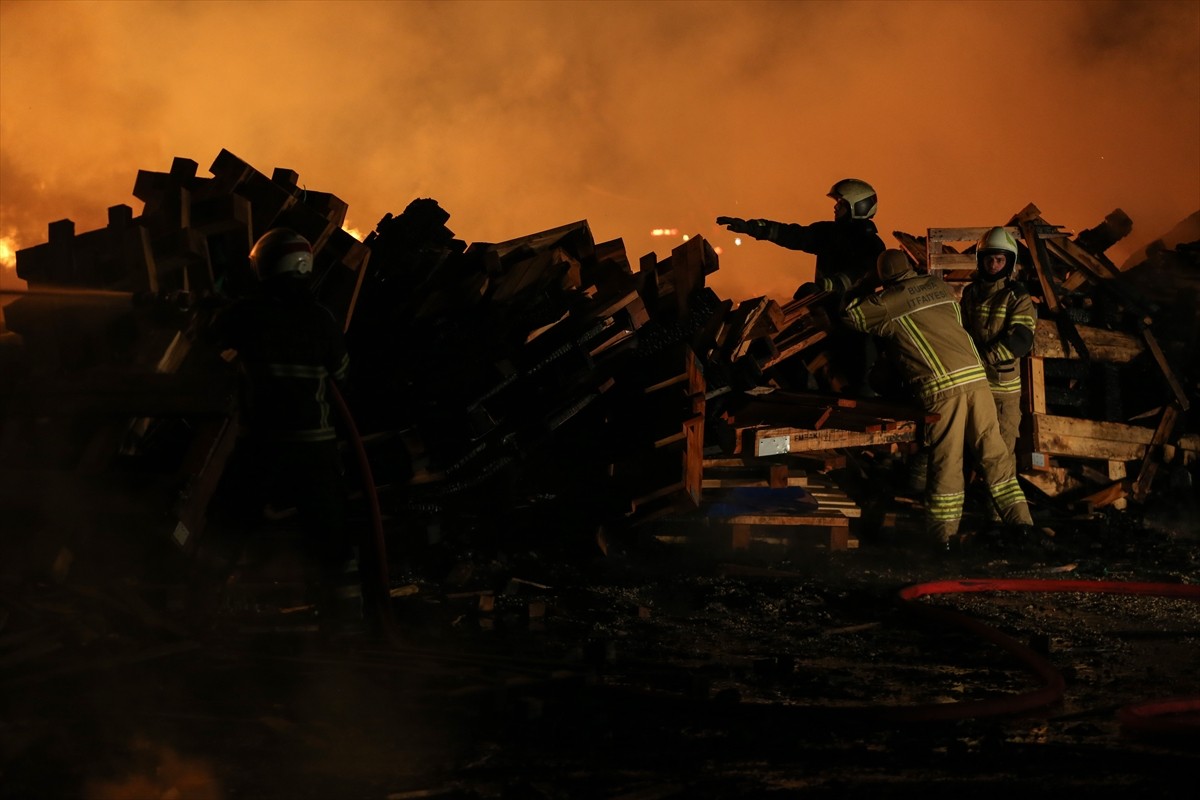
top-left (892, 577), bottom-right (1200, 730)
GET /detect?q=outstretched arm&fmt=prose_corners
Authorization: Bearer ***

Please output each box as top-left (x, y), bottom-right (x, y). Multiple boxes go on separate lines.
top-left (716, 216), bottom-right (779, 240)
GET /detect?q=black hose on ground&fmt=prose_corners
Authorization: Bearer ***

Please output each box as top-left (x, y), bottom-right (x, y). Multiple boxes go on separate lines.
top-left (330, 383), bottom-right (402, 646)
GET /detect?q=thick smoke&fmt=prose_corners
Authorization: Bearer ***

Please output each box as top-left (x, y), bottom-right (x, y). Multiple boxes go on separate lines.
top-left (1, 0), bottom-right (1197, 301)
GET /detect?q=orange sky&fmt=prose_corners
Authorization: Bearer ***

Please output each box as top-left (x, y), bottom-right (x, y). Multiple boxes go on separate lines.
top-left (1, 0), bottom-right (1198, 303)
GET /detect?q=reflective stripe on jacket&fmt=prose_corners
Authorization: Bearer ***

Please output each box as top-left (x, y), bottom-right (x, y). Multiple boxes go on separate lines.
top-left (842, 273), bottom-right (987, 404)
top-left (216, 278), bottom-right (350, 443)
top-left (960, 277), bottom-right (1036, 394)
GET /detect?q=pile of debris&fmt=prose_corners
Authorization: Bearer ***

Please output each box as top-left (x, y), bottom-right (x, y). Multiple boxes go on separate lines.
top-left (2, 151), bottom-right (1197, 587)
top-left (894, 204), bottom-right (1198, 526)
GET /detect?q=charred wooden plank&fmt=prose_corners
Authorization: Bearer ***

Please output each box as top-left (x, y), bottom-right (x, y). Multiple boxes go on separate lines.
top-left (1030, 319), bottom-right (1143, 362)
top-left (1028, 413), bottom-right (1165, 462)
top-left (1131, 403), bottom-right (1180, 502)
top-left (749, 422), bottom-right (917, 457)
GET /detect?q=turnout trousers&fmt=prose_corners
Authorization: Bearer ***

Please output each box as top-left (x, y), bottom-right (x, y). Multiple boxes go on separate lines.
top-left (987, 388), bottom-right (1023, 522)
top-left (924, 384), bottom-right (1032, 542)
top-left (992, 388), bottom-right (1022, 454)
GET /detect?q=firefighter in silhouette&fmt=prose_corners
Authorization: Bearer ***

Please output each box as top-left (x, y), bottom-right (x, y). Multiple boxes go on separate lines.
top-left (717, 178), bottom-right (885, 395)
top-left (842, 249), bottom-right (1035, 549)
top-left (960, 226), bottom-right (1036, 454)
top-left (208, 228), bottom-right (360, 632)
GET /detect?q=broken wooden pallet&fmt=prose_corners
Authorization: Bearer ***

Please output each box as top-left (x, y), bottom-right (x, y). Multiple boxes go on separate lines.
top-left (700, 458), bottom-right (861, 519)
top-left (652, 512), bottom-right (857, 554)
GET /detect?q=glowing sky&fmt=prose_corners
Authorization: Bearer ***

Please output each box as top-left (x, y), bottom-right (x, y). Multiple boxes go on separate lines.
top-left (1, 0), bottom-right (1198, 301)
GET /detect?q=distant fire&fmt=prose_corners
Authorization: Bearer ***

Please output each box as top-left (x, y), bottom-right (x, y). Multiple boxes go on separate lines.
top-left (0, 234), bottom-right (25, 302)
top-left (343, 222), bottom-right (365, 242)
top-left (0, 234), bottom-right (17, 272)
top-left (650, 228), bottom-right (678, 237)
top-left (83, 737), bottom-right (221, 800)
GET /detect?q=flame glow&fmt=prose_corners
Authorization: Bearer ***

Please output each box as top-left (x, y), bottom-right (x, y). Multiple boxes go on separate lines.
top-left (0, 2), bottom-right (1196, 304)
top-left (0, 235), bottom-right (16, 271)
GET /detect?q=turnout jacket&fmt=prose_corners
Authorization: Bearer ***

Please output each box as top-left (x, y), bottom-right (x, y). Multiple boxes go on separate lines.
top-left (215, 277), bottom-right (350, 443)
top-left (756, 218), bottom-right (885, 297)
top-left (842, 271), bottom-right (987, 405)
top-left (959, 276), bottom-right (1036, 395)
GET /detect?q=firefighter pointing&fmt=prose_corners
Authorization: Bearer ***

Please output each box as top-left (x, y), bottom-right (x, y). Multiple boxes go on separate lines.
top-left (717, 178), bottom-right (885, 299)
top-left (717, 178), bottom-right (886, 395)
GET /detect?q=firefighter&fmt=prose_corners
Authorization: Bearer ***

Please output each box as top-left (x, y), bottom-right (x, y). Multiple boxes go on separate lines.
top-left (841, 249), bottom-right (1034, 548)
top-left (717, 178), bottom-right (885, 297)
top-left (716, 178), bottom-right (885, 394)
top-left (960, 226), bottom-right (1036, 453)
top-left (209, 228), bottom-right (360, 632)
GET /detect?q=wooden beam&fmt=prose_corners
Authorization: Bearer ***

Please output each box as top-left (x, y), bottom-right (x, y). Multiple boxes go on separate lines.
top-left (1029, 413), bottom-right (1165, 462)
top-left (929, 253), bottom-right (977, 272)
top-left (1045, 235), bottom-right (1124, 283)
top-left (1131, 404), bottom-right (1180, 502)
top-left (751, 422), bottom-right (917, 456)
top-left (1020, 466), bottom-right (1087, 498)
top-left (1019, 220), bottom-right (1061, 313)
top-left (762, 327), bottom-right (828, 369)
top-left (927, 226), bottom-right (1021, 243)
top-left (1079, 481), bottom-right (1128, 509)
top-left (1140, 327), bottom-right (1191, 411)
top-left (1031, 319), bottom-right (1143, 362)
top-left (1022, 356), bottom-right (1046, 415)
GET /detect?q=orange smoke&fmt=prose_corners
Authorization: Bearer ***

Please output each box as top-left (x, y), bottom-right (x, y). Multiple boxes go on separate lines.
top-left (1, 1), bottom-right (1197, 303)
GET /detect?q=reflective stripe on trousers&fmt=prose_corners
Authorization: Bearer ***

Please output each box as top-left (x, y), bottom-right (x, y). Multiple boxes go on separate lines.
top-left (925, 384), bottom-right (1032, 541)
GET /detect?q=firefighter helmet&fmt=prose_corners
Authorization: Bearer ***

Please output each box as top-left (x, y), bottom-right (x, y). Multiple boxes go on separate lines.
top-left (975, 226), bottom-right (1018, 281)
top-left (249, 228), bottom-right (314, 279)
top-left (876, 249), bottom-right (913, 284)
top-left (828, 178), bottom-right (877, 220)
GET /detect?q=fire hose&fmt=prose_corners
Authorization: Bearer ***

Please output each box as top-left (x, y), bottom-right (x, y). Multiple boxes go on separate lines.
top-left (892, 578), bottom-right (1200, 730)
top-left (329, 382), bottom-right (403, 647)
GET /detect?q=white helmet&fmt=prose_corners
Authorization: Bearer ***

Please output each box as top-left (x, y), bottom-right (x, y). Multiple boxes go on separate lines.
top-left (975, 226), bottom-right (1018, 281)
top-left (828, 178), bottom-right (877, 220)
top-left (249, 228), bottom-right (314, 279)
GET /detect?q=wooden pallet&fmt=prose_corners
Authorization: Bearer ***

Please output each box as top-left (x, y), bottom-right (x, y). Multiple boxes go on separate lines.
top-left (653, 512), bottom-right (857, 554)
top-left (648, 458), bottom-right (863, 554)
top-left (922, 207), bottom-right (1193, 508)
top-left (700, 458), bottom-right (861, 519)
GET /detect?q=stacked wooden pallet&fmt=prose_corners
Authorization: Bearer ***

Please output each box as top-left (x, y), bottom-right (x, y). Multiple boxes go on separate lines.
top-left (918, 203), bottom-right (1198, 513)
top-left (2, 149), bottom-right (968, 573)
top-left (651, 457), bottom-right (862, 554)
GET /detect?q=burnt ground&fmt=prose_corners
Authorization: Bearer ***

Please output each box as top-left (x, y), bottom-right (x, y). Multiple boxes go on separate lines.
top-left (2, 488), bottom-right (1199, 800)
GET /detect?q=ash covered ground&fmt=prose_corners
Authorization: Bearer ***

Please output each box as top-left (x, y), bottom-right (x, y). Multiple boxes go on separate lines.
top-left (3, 490), bottom-right (1198, 800)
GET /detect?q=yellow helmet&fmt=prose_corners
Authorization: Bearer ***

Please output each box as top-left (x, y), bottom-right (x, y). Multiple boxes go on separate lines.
top-left (828, 178), bottom-right (877, 220)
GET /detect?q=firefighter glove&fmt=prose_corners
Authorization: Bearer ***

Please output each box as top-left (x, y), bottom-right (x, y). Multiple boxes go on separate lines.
top-left (716, 216), bottom-right (773, 238)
